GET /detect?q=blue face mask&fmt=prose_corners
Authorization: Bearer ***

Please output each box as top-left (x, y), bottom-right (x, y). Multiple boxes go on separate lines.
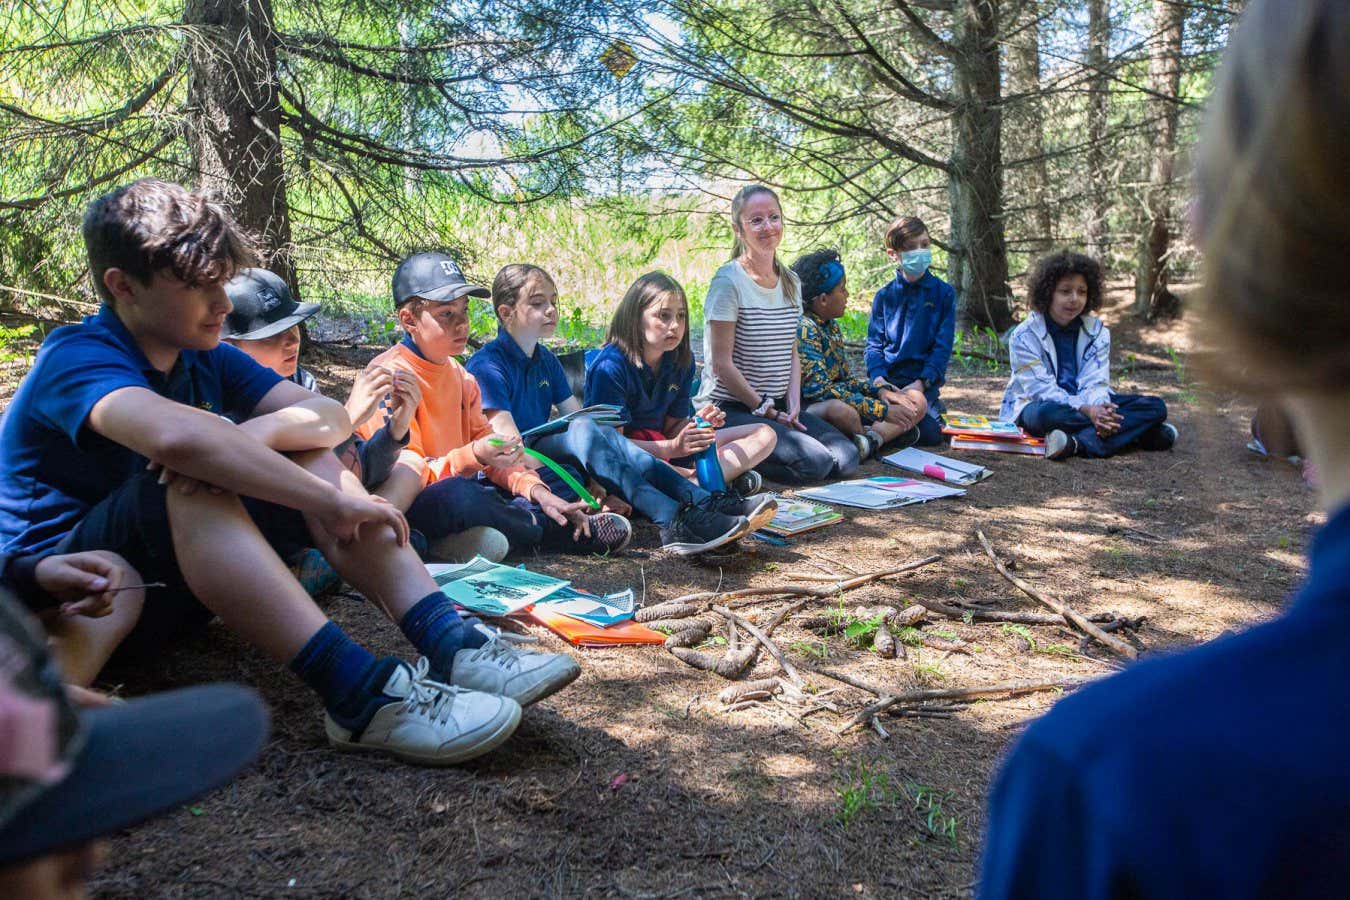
top-left (900, 248), bottom-right (931, 277)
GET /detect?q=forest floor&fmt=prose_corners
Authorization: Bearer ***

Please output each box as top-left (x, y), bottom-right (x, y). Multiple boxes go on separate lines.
top-left (0, 286), bottom-right (1319, 898)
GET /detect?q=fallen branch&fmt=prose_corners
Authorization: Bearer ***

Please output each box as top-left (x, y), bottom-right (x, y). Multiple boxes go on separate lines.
top-left (719, 678), bottom-right (782, 705)
top-left (712, 604), bottom-right (803, 686)
top-left (839, 677), bottom-right (1093, 734)
top-left (911, 596), bottom-right (1119, 627)
top-left (677, 555), bottom-right (942, 610)
top-left (975, 526), bottom-right (1138, 660)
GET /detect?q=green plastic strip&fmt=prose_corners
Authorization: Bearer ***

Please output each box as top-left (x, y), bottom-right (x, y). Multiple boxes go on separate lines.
top-left (522, 447), bottom-right (601, 509)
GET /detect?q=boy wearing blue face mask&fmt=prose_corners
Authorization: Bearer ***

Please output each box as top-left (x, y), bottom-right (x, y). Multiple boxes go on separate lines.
top-left (864, 216), bottom-right (957, 446)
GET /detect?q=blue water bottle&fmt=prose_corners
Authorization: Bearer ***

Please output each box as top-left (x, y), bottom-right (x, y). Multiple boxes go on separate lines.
top-left (692, 415), bottom-right (726, 491)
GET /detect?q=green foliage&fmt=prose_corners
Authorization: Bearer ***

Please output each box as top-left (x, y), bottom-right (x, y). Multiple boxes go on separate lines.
top-left (833, 763), bottom-right (963, 848)
top-left (788, 640), bottom-right (830, 660)
top-left (0, 323), bottom-right (38, 362)
top-left (843, 615), bottom-right (885, 647)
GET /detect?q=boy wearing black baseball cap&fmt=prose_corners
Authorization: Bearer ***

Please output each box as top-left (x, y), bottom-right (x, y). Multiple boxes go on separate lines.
top-left (355, 251), bottom-right (634, 560)
top-left (222, 267), bottom-right (416, 497)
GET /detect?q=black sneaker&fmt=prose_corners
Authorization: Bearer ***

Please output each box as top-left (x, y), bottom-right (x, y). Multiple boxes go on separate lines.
top-left (571, 512), bottom-right (632, 555)
top-left (701, 490), bottom-right (778, 533)
top-left (1138, 422), bottom-right (1178, 452)
top-left (730, 469), bottom-right (762, 496)
top-left (892, 425), bottom-right (921, 450)
top-left (660, 503), bottom-right (751, 556)
top-left (1045, 429), bottom-right (1078, 461)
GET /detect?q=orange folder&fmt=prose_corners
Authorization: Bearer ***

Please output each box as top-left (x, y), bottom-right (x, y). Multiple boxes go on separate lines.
top-left (525, 605), bottom-right (667, 647)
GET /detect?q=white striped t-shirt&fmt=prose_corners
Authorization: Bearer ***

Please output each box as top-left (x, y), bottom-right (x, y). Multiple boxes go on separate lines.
top-left (696, 260), bottom-right (801, 405)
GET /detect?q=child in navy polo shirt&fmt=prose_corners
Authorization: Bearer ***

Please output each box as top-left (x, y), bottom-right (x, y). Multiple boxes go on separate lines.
top-left (0, 179), bottom-right (578, 766)
top-left (584, 271), bottom-right (775, 488)
top-left (467, 265), bottom-right (775, 556)
top-left (980, 3), bottom-right (1350, 895)
top-left (864, 216), bottom-right (956, 446)
top-left (998, 251), bottom-right (1174, 461)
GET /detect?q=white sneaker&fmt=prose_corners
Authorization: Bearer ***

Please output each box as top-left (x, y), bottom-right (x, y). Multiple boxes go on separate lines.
top-left (451, 627), bottom-right (581, 707)
top-left (325, 659), bottom-right (521, 766)
top-left (428, 526), bottom-right (510, 563)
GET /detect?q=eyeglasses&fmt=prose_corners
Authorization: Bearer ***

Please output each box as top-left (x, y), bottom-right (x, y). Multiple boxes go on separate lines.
top-left (744, 213), bottom-right (783, 231)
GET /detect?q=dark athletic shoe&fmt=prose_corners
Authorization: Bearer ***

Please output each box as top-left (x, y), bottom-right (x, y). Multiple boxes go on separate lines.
top-left (1044, 429), bottom-right (1078, 461)
top-left (701, 490), bottom-right (778, 534)
top-left (730, 469), bottom-right (763, 496)
top-left (660, 503), bottom-right (750, 556)
top-left (571, 512), bottom-right (632, 555)
top-left (1139, 422), bottom-right (1178, 452)
top-left (892, 425), bottom-right (921, 451)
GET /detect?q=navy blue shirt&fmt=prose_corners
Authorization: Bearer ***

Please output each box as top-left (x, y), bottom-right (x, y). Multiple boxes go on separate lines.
top-left (465, 328), bottom-right (572, 434)
top-left (1046, 315), bottom-right (1081, 395)
top-left (582, 343), bottom-right (694, 432)
top-left (979, 503), bottom-right (1350, 900)
top-left (863, 270), bottom-right (957, 395)
top-left (0, 305), bottom-right (281, 555)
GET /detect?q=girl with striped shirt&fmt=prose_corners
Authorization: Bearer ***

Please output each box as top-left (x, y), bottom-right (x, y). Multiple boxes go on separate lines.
top-left (696, 185), bottom-right (859, 484)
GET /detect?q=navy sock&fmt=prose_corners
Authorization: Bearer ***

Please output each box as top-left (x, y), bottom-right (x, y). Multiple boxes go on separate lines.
top-left (400, 591), bottom-right (488, 678)
top-left (288, 622), bottom-right (381, 717)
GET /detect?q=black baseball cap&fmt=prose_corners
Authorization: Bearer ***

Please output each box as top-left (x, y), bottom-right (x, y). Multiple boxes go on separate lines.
top-left (222, 268), bottom-right (321, 340)
top-left (0, 591), bottom-right (269, 865)
top-left (392, 252), bottom-right (490, 307)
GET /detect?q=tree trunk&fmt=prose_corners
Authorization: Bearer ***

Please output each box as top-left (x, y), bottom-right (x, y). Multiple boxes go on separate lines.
top-left (1084, 0), bottom-right (1110, 260)
top-left (184, 0), bottom-right (297, 295)
top-left (1005, 2), bottom-right (1052, 255)
top-left (948, 0), bottom-right (1013, 330)
top-left (1134, 0), bottom-right (1185, 319)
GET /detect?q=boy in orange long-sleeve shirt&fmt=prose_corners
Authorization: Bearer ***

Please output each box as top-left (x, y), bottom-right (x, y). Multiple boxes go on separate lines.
top-left (358, 252), bottom-right (631, 559)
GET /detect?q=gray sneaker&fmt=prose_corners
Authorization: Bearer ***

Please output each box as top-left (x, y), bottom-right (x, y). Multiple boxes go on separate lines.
top-left (1045, 429), bottom-right (1078, 461)
top-left (450, 627), bottom-right (581, 707)
top-left (428, 526), bottom-right (510, 563)
top-left (325, 659), bottom-right (521, 766)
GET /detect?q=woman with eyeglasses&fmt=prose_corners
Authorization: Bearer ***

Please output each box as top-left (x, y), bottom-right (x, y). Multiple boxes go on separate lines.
top-left (694, 185), bottom-right (860, 484)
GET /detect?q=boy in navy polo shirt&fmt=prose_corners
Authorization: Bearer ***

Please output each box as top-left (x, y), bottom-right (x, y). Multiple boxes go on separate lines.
top-left (980, 2), bottom-right (1350, 894)
top-left (0, 179), bottom-right (578, 765)
top-left (864, 216), bottom-right (956, 446)
top-left (468, 264), bottom-right (775, 556)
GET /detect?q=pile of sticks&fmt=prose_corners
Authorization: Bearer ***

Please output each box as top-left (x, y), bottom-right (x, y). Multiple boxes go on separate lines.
top-left (648, 525), bottom-right (1145, 735)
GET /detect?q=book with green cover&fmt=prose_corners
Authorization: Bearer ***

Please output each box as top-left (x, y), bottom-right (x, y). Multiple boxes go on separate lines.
top-left (760, 496), bottom-right (843, 536)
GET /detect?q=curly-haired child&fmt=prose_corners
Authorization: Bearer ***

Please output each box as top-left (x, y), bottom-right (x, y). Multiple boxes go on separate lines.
top-left (999, 250), bottom-right (1176, 460)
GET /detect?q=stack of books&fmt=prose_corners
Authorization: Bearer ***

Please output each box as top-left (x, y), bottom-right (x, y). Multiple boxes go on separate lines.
top-left (941, 413), bottom-right (1046, 456)
top-left (756, 496), bottom-right (844, 538)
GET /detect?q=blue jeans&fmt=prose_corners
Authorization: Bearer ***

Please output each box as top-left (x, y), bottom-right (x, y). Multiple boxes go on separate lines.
top-left (405, 477), bottom-right (578, 551)
top-left (1018, 393), bottom-right (1168, 458)
top-left (531, 420), bottom-right (705, 526)
top-left (916, 411), bottom-right (945, 446)
top-left (720, 400), bottom-right (858, 485)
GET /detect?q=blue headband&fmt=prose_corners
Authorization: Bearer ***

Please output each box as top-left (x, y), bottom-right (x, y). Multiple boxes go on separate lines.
top-left (816, 259), bottom-right (845, 297)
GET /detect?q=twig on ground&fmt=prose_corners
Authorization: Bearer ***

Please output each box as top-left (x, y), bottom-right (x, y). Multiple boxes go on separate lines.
top-left (719, 678), bottom-right (782, 705)
top-left (838, 678), bottom-right (1093, 734)
top-left (975, 526), bottom-right (1139, 660)
top-left (912, 596), bottom-right (1116, 626)
top-left (712, 604), bottom-right (804, 686)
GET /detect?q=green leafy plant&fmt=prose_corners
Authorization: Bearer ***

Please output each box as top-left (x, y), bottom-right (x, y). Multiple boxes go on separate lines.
top-left (834, 763), bottom-right (898, 827)
top-left (0, 323), bottom-right (38, 362)
top-left (905, 782), bottom-right (961, 849)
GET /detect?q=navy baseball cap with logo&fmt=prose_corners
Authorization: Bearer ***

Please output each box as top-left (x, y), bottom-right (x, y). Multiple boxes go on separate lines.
top-left (222, 268), bottom-right (321, 340)
top-left (392, 252), bottom-right (490, 307)
top-left (0, 589), bottom-right (269, 865)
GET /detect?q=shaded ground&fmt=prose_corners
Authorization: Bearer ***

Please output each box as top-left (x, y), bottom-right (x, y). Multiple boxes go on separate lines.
top-left (0, 288), bottom-right (1319, 898)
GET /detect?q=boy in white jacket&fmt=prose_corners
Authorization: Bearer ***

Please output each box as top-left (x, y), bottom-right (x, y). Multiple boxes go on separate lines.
top-left (999, 251), bottom-right (1175, 460)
